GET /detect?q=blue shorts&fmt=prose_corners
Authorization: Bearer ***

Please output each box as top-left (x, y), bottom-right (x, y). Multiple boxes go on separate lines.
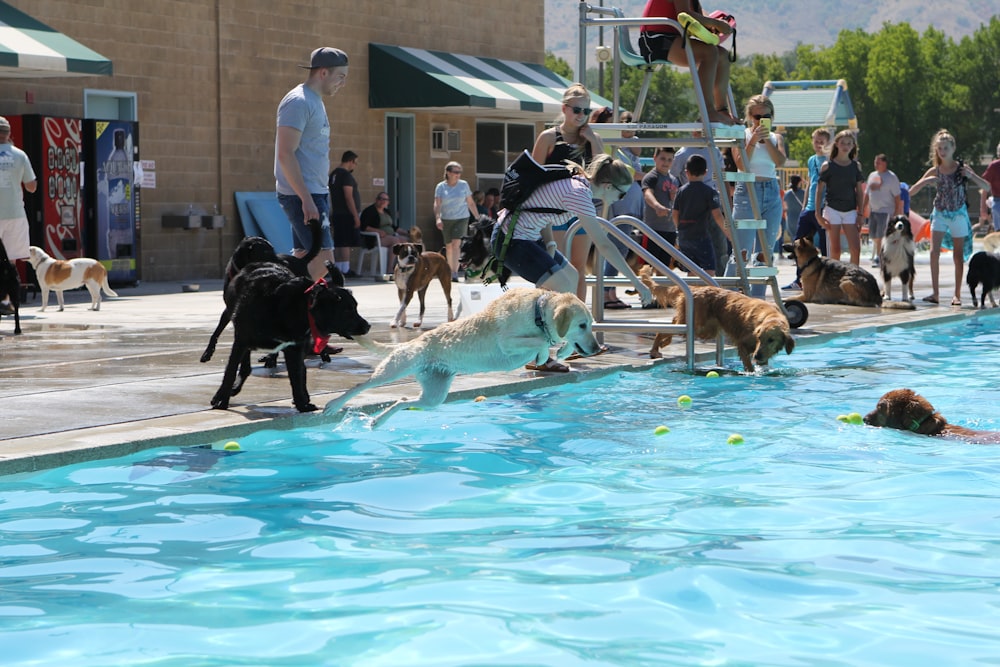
top-left (491, 227), bottom-right (568, 285)
top-left (678, 235), bottom-right (716, 272)
top-left (930, 205), bottom-right (970, 238)
top-left (277, 193), bottom-right (334, 252)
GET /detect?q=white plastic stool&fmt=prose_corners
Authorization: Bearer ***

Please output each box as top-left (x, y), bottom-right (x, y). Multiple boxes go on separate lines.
top-left (355, 231), bottom-right (388, 277)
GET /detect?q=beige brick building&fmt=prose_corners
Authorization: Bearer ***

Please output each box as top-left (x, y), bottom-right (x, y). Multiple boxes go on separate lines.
top-left (0, 0), bottom-right (565, 280)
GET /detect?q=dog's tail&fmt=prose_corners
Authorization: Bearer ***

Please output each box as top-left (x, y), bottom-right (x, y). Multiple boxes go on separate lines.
top-left (98, 266), bottom-right (119, 298)
top-left (301, 218), bottom-right (323, 266)
top-left (882, 300), bottom-right (916, 311)
top-left (352, 334), bottom-right (397, 358)
top-left (638, 266), bottom-right (681, 307)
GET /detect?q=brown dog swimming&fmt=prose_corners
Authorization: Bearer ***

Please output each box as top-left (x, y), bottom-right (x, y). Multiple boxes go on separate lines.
top-left (863, 389), bottom-right (1000, 444)
top-left (639, 266), bottom-right (794, 372)
top-left (391, 243), bottom-right (454, 328)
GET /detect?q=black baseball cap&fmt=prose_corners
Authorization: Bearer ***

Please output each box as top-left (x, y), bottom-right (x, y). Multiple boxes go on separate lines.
top-left (299, 47), bottom-right (348, 69)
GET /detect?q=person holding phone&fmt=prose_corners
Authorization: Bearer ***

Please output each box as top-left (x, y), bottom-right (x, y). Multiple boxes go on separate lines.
top-left (724, 94), bottom-right (786, 297)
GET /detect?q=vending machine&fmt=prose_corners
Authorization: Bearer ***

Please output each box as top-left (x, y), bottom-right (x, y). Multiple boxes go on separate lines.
top-left (16, 115), bottom-right (85, 260)
top-left (83, 119), bottom-right (140, 284)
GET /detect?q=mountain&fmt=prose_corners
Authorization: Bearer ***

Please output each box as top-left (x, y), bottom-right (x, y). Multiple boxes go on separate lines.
top-left (546, 0), bottom-right (995, 74)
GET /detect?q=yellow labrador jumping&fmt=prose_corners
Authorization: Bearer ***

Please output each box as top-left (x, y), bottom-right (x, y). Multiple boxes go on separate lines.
top-left (324, 288), bottom-right (603, 426)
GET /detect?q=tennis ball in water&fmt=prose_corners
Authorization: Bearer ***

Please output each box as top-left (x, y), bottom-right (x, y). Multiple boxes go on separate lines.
top-left (847, 412), bottom-right (864, 425)
top-left (836, 414), bottom-right (851, 423)
top-left (223, 441), bottom-right (241, 451)
top-left (677, 395), bottom-right (693, 407)
top-left (706, 371), bottom-right (720, 378)
top-left (727, 434), bottom-right (744, 445)
top-left (654, 425), bottom-right (670, 435)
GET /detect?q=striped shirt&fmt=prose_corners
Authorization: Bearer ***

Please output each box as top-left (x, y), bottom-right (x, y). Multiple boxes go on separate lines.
top-left (498, 175), bottom-right (597, 241)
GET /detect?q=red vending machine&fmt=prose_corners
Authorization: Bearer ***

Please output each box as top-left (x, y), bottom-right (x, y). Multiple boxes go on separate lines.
top-left (18, 115), bottom-right (85, 259)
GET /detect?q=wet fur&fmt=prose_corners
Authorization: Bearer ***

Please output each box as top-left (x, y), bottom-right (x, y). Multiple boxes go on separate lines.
top-left (966, 251), bottom-right (1000, 309)
top-left (639, 266), bottom-right (794, 372)
top-left (324, 288), bottom-right (602, 426)
top-left (27, 246), bottom-right (118, 312)
top-left (784, 237), bottom-right (896, 308)
top-left (0, 237), bottom-right (21, 334)
top-left (864, 389), bottom-right (1000, 444)
top-left (879, 215), bottom-right (916, 305)
top-left (210, 261), bottom-right (369, 412)
top-left (391, 243), bottom-right (453, 328)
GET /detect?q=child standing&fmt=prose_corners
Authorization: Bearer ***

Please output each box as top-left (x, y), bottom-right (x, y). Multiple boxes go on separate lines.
top-left (672, 155), bottom-right (729, 275)
top-left (909, 129), bottom-right (992, 306)
top-left (642, 147), bottom-right (681, 269)
top-left (785, 128), bottom-right (830, 290)
top-left (815, 130), bottom-right (864, 266)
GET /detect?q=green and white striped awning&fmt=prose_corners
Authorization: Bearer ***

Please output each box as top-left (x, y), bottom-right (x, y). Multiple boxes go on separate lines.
top-left (762, 79), bottom-right (857, 129)
top-left (369, 43), bottom-right (612, 118)
top-left (0, 1), bottom-right (112, 78)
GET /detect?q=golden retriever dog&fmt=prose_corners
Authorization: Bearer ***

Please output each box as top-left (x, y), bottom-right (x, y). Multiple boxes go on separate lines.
top-left (324, 288), bottom-right (603, 426)
top-left (864, 388), bottom-right (1000, 444)
top-left (639, 266), bottom-right (794, 372)
top-left (28, 246), bottom-right (118, 312)
top-left (982, 231), bottom-right (1000, 255)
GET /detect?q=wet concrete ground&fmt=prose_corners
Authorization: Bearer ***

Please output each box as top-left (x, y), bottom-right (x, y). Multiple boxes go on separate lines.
top-left (1, 246), bottom-right (997, 475)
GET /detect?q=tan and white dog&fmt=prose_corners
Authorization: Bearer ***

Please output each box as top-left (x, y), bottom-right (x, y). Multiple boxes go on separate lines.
top-left (391, 243), bottom-right (453, 328)
top-left (28, 246), bottom-right (118, 312)
top-left (325, 288), bottom-right (603, 426)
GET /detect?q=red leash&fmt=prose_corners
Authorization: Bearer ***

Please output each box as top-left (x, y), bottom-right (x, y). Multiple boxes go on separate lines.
top-left (304, 278), bottom-right (331, 354)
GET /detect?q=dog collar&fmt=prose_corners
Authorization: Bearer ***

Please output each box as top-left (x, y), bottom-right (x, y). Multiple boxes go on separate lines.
top-left (802, 255), bottom-right (821, 271)
top-left (304, 279), bottom-right (331, 354)
top-left (534, 294), bottom-right (558, 346)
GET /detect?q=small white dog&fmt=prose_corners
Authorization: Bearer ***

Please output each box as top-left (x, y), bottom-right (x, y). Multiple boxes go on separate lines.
top-left (28, 246), bottom-right (119, 311)
top-left (324, 288), bottom-right (603, 426)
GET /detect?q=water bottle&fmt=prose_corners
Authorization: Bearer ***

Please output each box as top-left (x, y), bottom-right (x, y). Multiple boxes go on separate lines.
top-left (105, 128), bottom-right (132, 258)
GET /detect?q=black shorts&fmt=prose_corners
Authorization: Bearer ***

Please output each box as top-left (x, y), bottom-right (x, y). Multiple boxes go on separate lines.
top-left (332, 214), bottom-right (360, 248)
top-left (678, 235), bottom-right (717, 272)
top-left (639, 31), bottom-right (680, 63)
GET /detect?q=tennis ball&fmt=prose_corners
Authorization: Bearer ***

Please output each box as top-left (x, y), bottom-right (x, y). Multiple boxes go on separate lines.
top-left (836, 414), bottom-right (851, 423)
top-left (706, 371), bottom-right (720, 378)
top-left (727, 434), bottom-right (744, 445)
top-left (223, 441), bottom-right (241, 451)
top-left (654, 425), bottom-right (670, 435)
top-left (847, 412), bottom-right (864, 425)
top-left (474, 396), bottom-right (487, 402)
top-left (677, 395), bottom-right (693, 407)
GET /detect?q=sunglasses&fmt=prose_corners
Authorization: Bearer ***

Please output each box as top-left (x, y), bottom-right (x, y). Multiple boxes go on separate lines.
top-left (613, 184), bottom-right (629, 200)
top-left (751, 113), bottom-right (772, 120)
top-left (567, 105), bottom-right (592, 116)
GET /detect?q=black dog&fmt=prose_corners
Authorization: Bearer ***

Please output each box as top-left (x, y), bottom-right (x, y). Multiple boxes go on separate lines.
top-left (458, 215), bottom-right (511, 286)
top-left (201, 218), bottom-right (325, 363)
top-left (967, 251), bottom-right (1000, 309)
top-left (879, 215), bottom-right (916, 304)
top-left (0, 237), bottom-right (21, 335)
top-left (210, 262), bottom-right (370, 412)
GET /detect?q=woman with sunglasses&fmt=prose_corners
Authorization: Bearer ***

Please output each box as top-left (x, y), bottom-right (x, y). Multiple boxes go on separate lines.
top-left (531, 84), bottom-right (608, 300)
top-left (492, 153), bottom-right (651, 371)
top-left (724, 94), bottom-right (786, 297)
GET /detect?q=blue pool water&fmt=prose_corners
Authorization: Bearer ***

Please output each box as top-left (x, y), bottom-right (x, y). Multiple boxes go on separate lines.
top-left (2, 317), bottom-right (999, 666)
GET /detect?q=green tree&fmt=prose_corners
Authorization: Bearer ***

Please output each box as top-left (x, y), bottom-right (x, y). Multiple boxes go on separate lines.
top-left (545, 52), bottom-right (574, 80)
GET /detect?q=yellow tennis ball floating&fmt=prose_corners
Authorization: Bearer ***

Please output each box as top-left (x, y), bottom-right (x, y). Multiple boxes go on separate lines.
top-left (223, 441), bottom-right (241, 451)
top-left (705, 371), bottom-right (720, 378)
top-left (677, 395), bottom-right (693, 407)
top-left (837, 413), bottom-right (864, 425)
top-left (727, 434), bottom-right (744, 445)
top-left (654, 425), bottom-right (670, 435)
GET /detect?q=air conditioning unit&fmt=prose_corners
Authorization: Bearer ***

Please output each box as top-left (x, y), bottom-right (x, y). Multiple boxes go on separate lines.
top-left (446, 129), bottom-right (461, 152)
top-left (432, 127), bottom-right (462, 153)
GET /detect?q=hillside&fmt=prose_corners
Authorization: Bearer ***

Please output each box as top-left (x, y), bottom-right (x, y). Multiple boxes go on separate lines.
top-left (547, 0), bottom-right (995, 75)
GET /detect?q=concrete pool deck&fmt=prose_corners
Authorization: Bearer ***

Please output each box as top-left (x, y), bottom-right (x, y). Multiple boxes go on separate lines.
top-left (2, 246), bottom-right (997, 475)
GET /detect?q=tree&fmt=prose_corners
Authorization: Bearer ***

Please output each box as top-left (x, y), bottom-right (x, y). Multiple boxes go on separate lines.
top-left (545, 52), bottom-right (574, 80)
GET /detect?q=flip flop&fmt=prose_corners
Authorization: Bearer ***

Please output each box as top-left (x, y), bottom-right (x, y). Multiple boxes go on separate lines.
top-left (677, 12), bottom-right (720, 45)
top-left (525, 359), bottom-right (570, 373)
top-left (922, 295), bottom-right (938, 304)
top-left (604, 299), bottom-right (631, 310)
top-left (951, 298), bottom-right (962, 307)
top-left (566, 345), bottom-right (609, 361)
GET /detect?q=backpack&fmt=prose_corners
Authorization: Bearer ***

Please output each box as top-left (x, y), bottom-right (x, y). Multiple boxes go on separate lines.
top-left (498, 150), bottom-right (574, 215)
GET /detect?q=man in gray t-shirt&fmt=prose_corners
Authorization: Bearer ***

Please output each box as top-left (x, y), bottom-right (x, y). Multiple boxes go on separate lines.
top-left (275, 47), bottom-right (349, 279)
top-left (861, 153), bottom-right (901, 266)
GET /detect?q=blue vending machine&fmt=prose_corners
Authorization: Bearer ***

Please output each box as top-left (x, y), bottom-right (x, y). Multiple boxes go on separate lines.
top-left (83, 119), bottom-right (140, 284)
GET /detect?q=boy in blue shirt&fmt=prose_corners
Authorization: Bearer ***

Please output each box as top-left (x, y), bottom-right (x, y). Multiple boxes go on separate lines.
top-left (672, 155), bottom-right (728, 276)
top-left (785, 128), bottom-right (830, 289)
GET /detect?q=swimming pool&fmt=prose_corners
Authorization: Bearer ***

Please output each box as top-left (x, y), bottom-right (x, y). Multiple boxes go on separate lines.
top-left (1, 317), bottom-right (999, 666)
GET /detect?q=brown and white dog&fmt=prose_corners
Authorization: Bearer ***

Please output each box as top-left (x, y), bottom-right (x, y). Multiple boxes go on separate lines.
top-left (864, 389), bottom-right (1000, 444)
top-left (639, 266), bottom-right (794, 372)
top-left (391, 243), bottom-right (454, 328)
top-left (28, 246), bottom-right (118, 312)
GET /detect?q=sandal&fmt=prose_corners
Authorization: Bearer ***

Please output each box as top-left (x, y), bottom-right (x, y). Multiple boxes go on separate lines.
top-left (951, 298), bottom-right (962, 307)
top-left (922, 295), bottom-right (938, 304)
top-left (525, 359), bottom-right (570, 373)
top-left (604, 299), bottom-right (631, 310)
top-left (566, 345), bottom-right (609, 361)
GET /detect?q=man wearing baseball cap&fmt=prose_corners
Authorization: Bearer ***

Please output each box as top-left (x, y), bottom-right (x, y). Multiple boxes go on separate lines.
top-left (274, 47), bottom-right (349, 280)
top-left (0, 116), bottom-right (37, 316)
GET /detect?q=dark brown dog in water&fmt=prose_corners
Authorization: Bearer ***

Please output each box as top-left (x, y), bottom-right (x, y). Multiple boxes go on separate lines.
top-left (391, 243), bottom-right (454, 328)
top-left (863, 389), bottom-right (1000, 444)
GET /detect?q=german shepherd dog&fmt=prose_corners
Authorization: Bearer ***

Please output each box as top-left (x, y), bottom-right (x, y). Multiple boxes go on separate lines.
top-left (879, 215), bottom-right (916, 306)
top-left (210, 262), bottom-right (370, 412)
top-left (784, 237), bottom-right (896, 308)
top-left (967, 251), bottom-right (1000, 309)
top-left (0, 237), bottom-right (21, 334)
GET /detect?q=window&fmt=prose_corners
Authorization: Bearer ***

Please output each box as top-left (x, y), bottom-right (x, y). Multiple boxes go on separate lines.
top-left (83, 90), bottom-right (137, 121)
top-left (475, 121), bottom-right (534, 191)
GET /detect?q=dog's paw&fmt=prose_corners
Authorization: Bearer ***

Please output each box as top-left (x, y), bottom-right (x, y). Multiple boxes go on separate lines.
top-left (210, 396), bottom-right (230, 410)
top-left (296, 402), bottom-right (318, 413)
top-left (412, 321), bottom-right (423, 329)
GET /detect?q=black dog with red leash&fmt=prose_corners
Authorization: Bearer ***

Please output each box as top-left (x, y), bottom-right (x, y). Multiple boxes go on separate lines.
top-left (210, 262), bottom-right (370, 412)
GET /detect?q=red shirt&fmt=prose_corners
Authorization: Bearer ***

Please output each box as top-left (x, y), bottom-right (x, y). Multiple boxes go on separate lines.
top-left (982, 159), bottom-right (1000, 199)
top-left (641, 0), bottom-right (680, 34)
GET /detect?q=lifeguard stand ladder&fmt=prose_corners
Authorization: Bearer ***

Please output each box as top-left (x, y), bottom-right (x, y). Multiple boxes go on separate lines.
top-left (575, 3), bottom-right (800, 358)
